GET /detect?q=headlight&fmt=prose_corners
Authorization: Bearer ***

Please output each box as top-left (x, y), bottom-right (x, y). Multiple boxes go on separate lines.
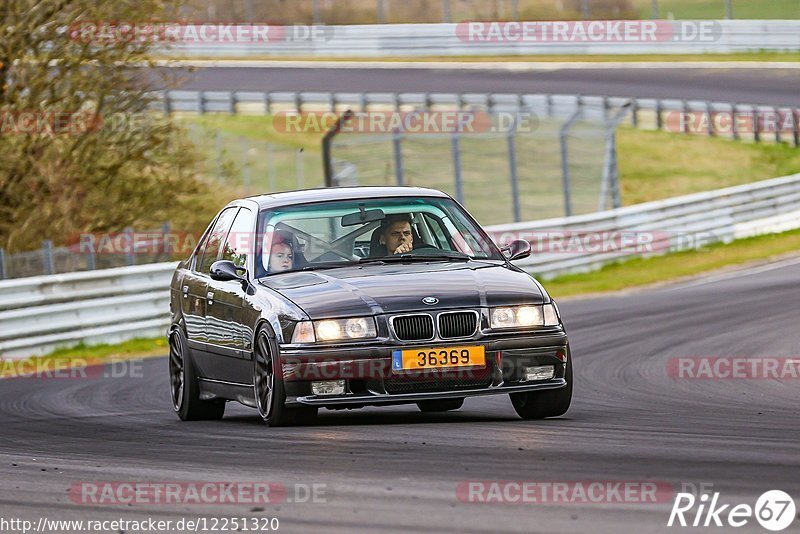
top-left (490, 304), bottom-right (560, 329)
top-left (288, 317), bottom-right (378, 344)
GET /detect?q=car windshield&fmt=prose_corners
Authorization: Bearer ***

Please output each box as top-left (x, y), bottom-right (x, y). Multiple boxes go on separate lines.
top-left (255, 196), bottom-right (504, 277)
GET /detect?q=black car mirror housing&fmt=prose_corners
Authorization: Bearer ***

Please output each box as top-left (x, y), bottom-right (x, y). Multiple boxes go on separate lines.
top-left (210, 260), bottom-right (246, 282)
top-left (503, 239), bottom-right (532, 261)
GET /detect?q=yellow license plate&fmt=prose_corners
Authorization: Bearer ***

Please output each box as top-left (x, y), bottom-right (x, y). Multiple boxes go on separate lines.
top-left (392, 345), bottom-right (486, 371)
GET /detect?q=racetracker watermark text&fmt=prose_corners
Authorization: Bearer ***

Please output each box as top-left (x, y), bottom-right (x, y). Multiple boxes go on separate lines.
top-left (667, 357), bottom-right (800, 380)
top-left (456, 21), bottom-right (721, 43)
top-left (69, 22), bottom-right (333, 44)
top-left (456, 480), bottom-right (673, 504)
top-left (69, 481), bottom-right (326, 505)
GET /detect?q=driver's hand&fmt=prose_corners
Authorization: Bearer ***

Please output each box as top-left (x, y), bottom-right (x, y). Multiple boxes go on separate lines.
top-left (393, 242), bottom-right (413, 254)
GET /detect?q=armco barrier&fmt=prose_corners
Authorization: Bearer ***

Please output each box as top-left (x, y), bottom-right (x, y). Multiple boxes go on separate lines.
top-left (0, 263), bottom-right (176, 359)
top-left (2, 173), bottom-right (800, 359)
top-left (158, 91), bottom-right (800, 147)
top-left (161, 20), bottom-right (800, 56)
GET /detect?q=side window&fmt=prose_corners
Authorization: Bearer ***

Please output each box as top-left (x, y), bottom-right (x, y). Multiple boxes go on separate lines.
top-left (221, 207), bottom-right (255, 270)
top-left (197, 207), bottom-right (237, 275)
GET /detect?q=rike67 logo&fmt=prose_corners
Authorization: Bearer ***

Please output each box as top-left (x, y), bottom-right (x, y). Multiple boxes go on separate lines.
top-left (668, 490), bottom-right (797, 531)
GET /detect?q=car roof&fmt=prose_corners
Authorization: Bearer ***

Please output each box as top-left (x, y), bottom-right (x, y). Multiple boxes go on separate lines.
top-left (243, 186), bottom-right (451, 210)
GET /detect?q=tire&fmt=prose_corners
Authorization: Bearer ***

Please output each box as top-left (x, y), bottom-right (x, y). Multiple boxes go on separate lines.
top-left (416, 398), bottom-right (464, 412)
top-left (254, 326), bottom-right (318, 427)
top-left (510, 352), bottom-right (573, 420)
top-left (169, 328), bottom-right (226, 421)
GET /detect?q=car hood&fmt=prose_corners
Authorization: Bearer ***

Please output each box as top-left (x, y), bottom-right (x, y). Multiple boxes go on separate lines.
top-left (259, 261), bottom-right (546, 319)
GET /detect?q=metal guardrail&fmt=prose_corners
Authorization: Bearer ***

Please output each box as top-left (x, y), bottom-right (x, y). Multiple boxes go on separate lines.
top-left (489, 172), bottom-right (800, 278)
top-left (162, 20), bottom-right (800, 57)
top-left (2, 173), bottom-right (800, 360)
top-left (159, 90), bottom-right (800, 147)
top-left (0, 263), bottom-right (175, 359)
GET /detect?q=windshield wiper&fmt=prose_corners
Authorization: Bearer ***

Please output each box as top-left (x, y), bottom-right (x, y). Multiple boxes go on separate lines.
top-left (359, 252), bottom-right (470, 264)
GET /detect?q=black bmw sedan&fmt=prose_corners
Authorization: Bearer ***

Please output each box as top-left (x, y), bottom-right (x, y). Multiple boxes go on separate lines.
top-left (168, 187), bottom-right (572, 426)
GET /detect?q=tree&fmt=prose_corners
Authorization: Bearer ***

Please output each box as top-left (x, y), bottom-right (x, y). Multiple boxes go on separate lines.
top-left (0, 0), bottom-right (219, 252)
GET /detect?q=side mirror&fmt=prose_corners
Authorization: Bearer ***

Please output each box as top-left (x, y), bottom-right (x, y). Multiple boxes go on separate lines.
top-left (503, 239), bottom-right (532, 261)
top-left (210, 260), bottom-right (245, 282)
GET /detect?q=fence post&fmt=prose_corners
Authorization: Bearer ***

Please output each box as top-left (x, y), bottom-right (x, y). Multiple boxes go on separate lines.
top-left (601, 102), bottom-right (631, 210)
top-left (162, 90), bottom-right (171, 116)
top-left (161, 222), bottom-right (172, 259)
top-left (559, 108), bottom-right (581, 218)
top-left (682, 100), bottom-right (690, 134)
top-left (42, 240), bottom-right (55, 275)
top-left (442, 0), bottom-right (451, 23)
top-left (792, 109), bottom-right (799, 148)
top-left (229, 91), bottom-right (237, 114)
top-left (81, 233), bottom-right (97, 270)
top-left (707, 101), bottom-right (715, 136)
top-left (507, 123), bottom-right (521, 223)
top-left (775, 107), bottom-right (782, 144)
top-left (264, 91), bottom-right (271, 114)
top-left (244, 0), bottom-right (253, 21)
top-left (0, 247), bottom-right (7, 280)
top-left (581, 0), bottom-right (589, 19)
top-left (631, 98), bottom-right (639, 127)
top-left (753, 105), bottom-right (761, 143)
top-left (651, 0), bottom-right (659, 18)
top-left (393, 131), bottom-right (405, 186)
top-left (198, 91), bottom-right (206, 114)
top-left (451, 133), bottom-right (464, 204)
top-left (656, 99), bottom-right (663, 130)
top-left (322, 110), bottom-right (354, 187)
top-left (125, 227), bottom-right (135, 266)
top-left (725, 0), bottom-right (733, 19)
top-left (312, 0), bottom-right (321, 23)
top-left (511, 0), bottom-right (519, 20)
top-left (377, 0), bottom-right (386, 23)
top-left (732, 104), bottom-right (740, 141)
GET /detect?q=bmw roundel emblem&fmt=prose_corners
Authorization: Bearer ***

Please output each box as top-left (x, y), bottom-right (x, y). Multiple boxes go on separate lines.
top-left (422, 296), bottom-right (439, 305)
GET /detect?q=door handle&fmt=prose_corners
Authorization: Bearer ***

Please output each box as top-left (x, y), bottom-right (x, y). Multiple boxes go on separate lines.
top-left (182, 285), bottom-right (189, 298)
top-left (207, 291), bottom-right (214, 304)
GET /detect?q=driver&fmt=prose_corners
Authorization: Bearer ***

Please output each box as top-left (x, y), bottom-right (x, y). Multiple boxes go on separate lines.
top-left (379, 214), bottom-right (414, 255)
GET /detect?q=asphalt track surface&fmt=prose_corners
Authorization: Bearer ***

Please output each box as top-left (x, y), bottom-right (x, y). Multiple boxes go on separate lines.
top-left (167, 66), bottom-right (800, 106)
top-left (2, 258), bottom-right (799, 533)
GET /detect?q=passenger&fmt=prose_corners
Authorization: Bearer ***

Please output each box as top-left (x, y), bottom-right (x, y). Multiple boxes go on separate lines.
top-left (379, 213), bottom-right (414, 255)
top-left (267, 232), bottom-right (296, 273)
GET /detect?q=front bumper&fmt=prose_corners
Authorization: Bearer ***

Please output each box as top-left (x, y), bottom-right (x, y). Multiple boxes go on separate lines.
top-left (280, 330), bottom-right (569, 408)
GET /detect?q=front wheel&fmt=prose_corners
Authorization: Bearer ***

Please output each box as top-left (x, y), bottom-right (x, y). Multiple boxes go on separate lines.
top-left (510, 354), bottom-right (572, 420)
top-left (169, 328), bottom-right (226, 421)
top-left (254, 327), bottom-right (317, 427)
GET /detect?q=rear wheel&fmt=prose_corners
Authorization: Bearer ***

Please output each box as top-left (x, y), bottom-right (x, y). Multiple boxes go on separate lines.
top-left (416, 398), bottom-right (464, 412)
top-left (254, 327), bottom-right (317, 427)
top-left (510, 355), bottom-right (572, 420)
top-left (169, 329), bottom-right (226, 421)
